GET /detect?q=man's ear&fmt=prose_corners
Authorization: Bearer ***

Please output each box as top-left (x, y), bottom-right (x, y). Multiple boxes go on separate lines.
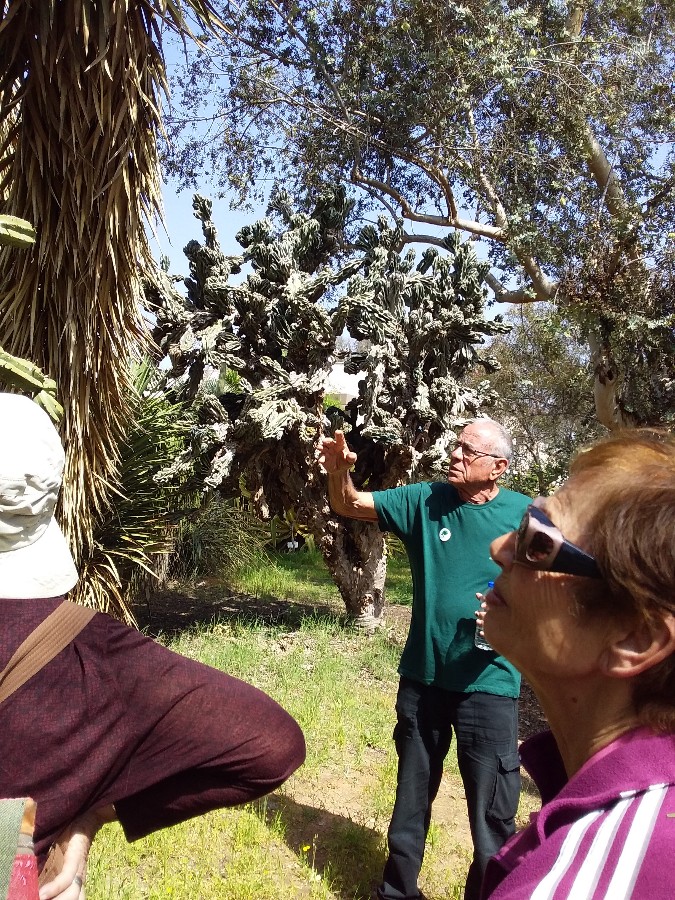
top-left (604, 613), bottom-right (675, 678)
top-left (491, 458), bottom-right (509, 480)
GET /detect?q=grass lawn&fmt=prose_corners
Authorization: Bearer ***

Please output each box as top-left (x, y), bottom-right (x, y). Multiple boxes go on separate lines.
top-left (85, 550), bottom-right (539, 899)
top-left (227, 544), bottom-right (414, 608)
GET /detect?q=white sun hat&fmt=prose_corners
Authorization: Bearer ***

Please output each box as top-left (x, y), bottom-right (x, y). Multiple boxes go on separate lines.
top-left (0, 393), bottom-right (78, 599)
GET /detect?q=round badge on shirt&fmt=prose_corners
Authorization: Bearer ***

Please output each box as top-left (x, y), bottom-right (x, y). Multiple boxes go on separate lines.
top-left (439, 528), bottom-right (451, 542)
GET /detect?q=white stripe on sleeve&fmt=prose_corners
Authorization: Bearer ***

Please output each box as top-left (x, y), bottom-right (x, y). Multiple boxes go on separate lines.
top-left (530, 810), bottom-right (604, 900)
top-left (601, 784), bottom-right (668, 900)
top-left (566, 796), bottom-right (634, 899)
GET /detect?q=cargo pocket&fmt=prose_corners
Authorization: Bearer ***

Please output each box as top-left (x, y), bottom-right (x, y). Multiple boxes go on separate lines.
top-left (487, 750), bottom-right (521, 822)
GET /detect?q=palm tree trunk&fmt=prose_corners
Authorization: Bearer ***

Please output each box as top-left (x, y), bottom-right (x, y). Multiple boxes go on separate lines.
top-left (0, 0), bottom-right (222, 615)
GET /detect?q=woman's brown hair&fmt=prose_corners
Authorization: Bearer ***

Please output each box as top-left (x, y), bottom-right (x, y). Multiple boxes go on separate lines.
top-left (569, 430), bottom-right (675, 731)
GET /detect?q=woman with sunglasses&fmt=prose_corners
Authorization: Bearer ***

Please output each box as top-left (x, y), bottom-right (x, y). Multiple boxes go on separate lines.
top-left (478, 429), bottom-right (675, 900)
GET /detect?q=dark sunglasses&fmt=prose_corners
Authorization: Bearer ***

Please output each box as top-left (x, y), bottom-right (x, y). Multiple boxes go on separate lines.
top-left (515, 503), bottom-right (602, 579)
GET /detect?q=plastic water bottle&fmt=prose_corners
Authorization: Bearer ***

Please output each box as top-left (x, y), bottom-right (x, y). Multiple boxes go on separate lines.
top-left (474, 581), bottom-right (494, 650)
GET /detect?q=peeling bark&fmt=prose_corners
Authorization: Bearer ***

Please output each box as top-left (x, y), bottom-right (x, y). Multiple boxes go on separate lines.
top-left (588, 332), bottom-right (634, 430)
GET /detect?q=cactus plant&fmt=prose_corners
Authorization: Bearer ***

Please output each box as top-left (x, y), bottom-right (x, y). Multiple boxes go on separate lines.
top-left (0, 215), bottom-right (36, 250)
top-left (148, 189), bottom-right (505, 627)
top-left (0, 348), bottom-right (63, 421)
top-left (0, 214), bottom-right (62, 420)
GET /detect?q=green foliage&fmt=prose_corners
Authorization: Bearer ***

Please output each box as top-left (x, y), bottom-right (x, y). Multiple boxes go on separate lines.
top-left (502, 467), bottom-right (555, 501)
top-left (561, 255), bottom-right (675, 426)
top-left (80, 361), bottom-right (193, 621)
top-left (323, 392), bottom-right (344, 410)
top-left (473, 304), bottom-right (607, 495)
top-left (171, 495), bottom-right (270, 580)
top-left (218, 367), bottom-right (244, 394)
top-left (266, 510), bottom-right (315, 551)
top-left (163, 0), bottom-right (675, 425)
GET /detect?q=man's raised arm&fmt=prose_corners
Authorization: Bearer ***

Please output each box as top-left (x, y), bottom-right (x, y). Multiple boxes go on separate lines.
top-left (317, 430), bottom-right (378, 521)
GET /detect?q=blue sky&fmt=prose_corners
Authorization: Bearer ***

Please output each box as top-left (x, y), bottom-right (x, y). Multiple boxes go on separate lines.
top-left (150, 177), bottom-right (254, 276)
top-left (151, 35), bottom-right (500, 297)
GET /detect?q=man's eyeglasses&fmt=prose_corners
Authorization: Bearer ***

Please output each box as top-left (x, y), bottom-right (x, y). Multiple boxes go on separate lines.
top-left (515, 503), bottom-right (602, 579)
top-left (452, 440), bottom-right (503, 462)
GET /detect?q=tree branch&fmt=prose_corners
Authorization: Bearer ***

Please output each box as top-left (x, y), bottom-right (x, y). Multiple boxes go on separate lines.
top-left (464, 98), bottom-right (557, 299)
top-left (401, 233), bottom-right (456, 251)
top-left (464, 98), bottom-right (509, 232)
top-left (359, 184), bottom-right (400, 221)
top-left (351, 168), bottom-right (507, 240)
top-left (643, 175), bottom-right (675, 219)
top-left (485, 272), bottom-right (555, 304)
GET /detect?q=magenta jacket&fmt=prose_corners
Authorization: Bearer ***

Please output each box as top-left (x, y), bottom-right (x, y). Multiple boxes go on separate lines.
top-left (482, 727), bottom-right (675, 899)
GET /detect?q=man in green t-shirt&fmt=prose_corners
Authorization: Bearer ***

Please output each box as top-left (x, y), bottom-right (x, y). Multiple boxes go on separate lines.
top-left (319, 418), bottom-right (530, 900)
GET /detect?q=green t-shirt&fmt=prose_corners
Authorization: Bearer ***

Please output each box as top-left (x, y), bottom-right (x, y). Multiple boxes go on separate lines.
top-left (373, 481), bottom-right (530, 697)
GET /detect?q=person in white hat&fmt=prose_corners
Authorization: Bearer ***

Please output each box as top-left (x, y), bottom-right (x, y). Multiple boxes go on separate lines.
top-left (0, 393), bottom-right (79, 600)
top-left (0, 394), bottom-right (305, 900)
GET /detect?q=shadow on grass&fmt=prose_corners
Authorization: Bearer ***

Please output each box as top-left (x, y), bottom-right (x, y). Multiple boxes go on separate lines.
top-left (138, 579), bottom-right (351, 641)
top-left (256, 794), bottom-right (385, 900)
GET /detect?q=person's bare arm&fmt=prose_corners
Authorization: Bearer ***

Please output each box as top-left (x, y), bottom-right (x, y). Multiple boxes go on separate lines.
top-left (39, 805), bottom-right (116, 900)
top-left (317, 430), bottom-right (378, 521)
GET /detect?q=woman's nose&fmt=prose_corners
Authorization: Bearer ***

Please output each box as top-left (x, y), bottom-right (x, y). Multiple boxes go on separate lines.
top-left (490, 530), bottom-right (516, 569)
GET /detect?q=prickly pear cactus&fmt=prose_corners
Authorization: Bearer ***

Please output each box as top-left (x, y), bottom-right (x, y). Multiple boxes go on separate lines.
top-left (0, 214), bottom-right (36, 249)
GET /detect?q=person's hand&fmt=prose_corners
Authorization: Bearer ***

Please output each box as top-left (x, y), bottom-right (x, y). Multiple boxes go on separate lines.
top-left (317, 430), bottom-right (357, 475)
top-left (475, 593), bottom-right (487, 634)
top-left (39, 805), bottom-right (116, 900)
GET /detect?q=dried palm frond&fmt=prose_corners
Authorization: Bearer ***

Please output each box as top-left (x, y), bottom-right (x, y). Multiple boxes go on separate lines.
top-left (0, 0), bottom-right (224, 610)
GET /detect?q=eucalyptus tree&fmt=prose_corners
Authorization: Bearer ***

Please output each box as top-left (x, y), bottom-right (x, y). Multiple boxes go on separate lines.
top-left (148, 189), bottom-right (505, 627)
top-left (472, 304), bottom-right (606, 496)
top-left (165, 0), bottom-right (675, 429)
top-left (0, 0), bottom-right (224, 613)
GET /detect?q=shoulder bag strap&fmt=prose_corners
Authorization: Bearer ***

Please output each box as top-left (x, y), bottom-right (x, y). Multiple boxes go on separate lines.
top-left (0, 602), bottom-right (96, 706)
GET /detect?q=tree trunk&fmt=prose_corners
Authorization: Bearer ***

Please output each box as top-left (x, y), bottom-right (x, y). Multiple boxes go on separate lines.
top-left (588, 333), bottom-right (634, 430)
top-left (311, 508), bottom-right (388, 631)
